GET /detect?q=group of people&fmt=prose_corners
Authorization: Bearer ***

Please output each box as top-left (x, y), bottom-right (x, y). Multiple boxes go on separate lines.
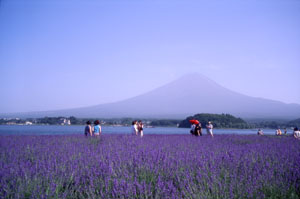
top-left (190, 121), bottom-right (214, 137)
top-left (131, 120), bottom-right (144, 137)
top-left (84, 120), bottom-right (101, 136)
top-left (257, 127), bottom-right (300, 139)
top-left (84, 120), bottom-right (144, 137)
top-left (84, 119), bottom-right (300, 140)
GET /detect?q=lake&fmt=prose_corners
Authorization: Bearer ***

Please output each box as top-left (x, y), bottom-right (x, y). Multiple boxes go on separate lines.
top-left (0, 125), bottom-right (283, 135)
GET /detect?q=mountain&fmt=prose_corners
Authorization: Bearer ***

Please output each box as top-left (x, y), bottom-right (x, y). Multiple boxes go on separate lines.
top-left (2, 73), bottom-right (300, 119)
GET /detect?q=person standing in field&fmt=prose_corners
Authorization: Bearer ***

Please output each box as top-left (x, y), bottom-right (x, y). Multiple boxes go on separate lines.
top-left (293, 127), bottom-right (300, 139)
top-left (257, 128), bottom-right (264, 136)
top-left (138, 120), bottom-right (144, 137)
top-left (206, 121), bottom-right (214, 137)
top-left (284, 128), bottom-right (287, 135)
top-left (275, 128), bottom-right (282, 136)
top-left (93, 120), bottom-right (101, 136)
top-left (131, 121), bottom-right (138, 135)
top-left (194, 123), bottom-right (202, 136)
top-left (84, 121), bottom-right (92, 136)
top-left (190, 123), bottom-right (196, 135)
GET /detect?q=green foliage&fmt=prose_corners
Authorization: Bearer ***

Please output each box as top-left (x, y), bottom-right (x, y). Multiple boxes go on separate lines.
top-left (1, 116), bottom-right (299, 129)
top-left (247, 118), bottom-right (300, 129)
top-left (69, 116), bottom-right (79, 125)
top-left (178, 113), bottom-right (251, 129)
top-left (150, 120), bottom-right (181, 127)
top-left (287, 118), bottom-right (300, 128)
top-left (38, 117), bottom-right (65, 125)
top-left (0, 118), bottom-right (24, 124)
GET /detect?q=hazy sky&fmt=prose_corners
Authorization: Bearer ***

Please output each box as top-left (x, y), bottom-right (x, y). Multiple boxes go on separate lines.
top-left (1, 0), bottom-right (300, 113)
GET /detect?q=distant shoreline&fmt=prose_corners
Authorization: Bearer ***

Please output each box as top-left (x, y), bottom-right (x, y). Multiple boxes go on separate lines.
top-left (0, 125), bottom-right (289, 136)
top-left (0, 123), bottom-right (296, 130)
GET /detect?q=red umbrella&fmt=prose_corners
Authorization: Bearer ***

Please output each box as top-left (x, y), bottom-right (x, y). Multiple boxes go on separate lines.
top-left (189, 120), bottom-right (199, 124)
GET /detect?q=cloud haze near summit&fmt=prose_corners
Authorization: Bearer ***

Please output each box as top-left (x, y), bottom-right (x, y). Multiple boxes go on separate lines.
top-left (0, 0), bottom-right (299, 113)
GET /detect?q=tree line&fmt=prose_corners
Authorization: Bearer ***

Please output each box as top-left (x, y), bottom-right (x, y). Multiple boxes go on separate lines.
top-left (178, 113), bottom-right (250, 129)
top-left (178, 113), bottom-right (300, 129)
top-left (0, 117), bottom-right (181, 127)
top-left (1, 115), bottom-right (299, 129)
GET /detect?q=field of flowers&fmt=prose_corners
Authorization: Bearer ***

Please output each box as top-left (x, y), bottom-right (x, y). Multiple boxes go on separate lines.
top-left (0, 134), bottom-right (300, 198)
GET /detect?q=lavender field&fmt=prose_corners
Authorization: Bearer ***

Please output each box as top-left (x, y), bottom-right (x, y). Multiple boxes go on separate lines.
top-left (1, 134), bottom-right (300, 199)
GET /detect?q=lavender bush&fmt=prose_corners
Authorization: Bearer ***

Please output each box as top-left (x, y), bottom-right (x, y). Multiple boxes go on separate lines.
top-left (0, 134), bottom-right (299, 198)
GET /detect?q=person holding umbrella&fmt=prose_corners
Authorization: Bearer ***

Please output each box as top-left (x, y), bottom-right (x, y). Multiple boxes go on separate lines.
top-left (190, 123), bottom-right (196, 135)
top-left (189, 120), bottom-right (200, 136)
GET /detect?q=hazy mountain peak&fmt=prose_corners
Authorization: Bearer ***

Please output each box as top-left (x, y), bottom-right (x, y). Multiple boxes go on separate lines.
top-left (176, 73), bottom-right (218, 84)
top-left (2, 73), bottom-right (300, 119)
top-left (156, 72), bottom-right (227, 94)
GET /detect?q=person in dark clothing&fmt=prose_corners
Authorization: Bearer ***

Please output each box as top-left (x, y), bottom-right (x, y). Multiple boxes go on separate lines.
top-left (84, 121), bottom-right (92, 136)
top-left (194, 123), bottom-right (202, 136)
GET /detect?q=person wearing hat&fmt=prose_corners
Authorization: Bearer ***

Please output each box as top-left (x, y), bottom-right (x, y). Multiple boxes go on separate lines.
top-left (206, 121), bottom-right (214, 137)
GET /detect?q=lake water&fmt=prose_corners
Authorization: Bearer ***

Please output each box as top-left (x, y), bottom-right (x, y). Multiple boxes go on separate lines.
top-left (0, 125), bottom-right (283, 135)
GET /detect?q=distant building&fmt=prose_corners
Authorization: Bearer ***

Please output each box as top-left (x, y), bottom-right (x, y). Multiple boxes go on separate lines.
top-left (6, 122), bottom-right (17, 125)
top-left (25, 121), bottom-right (33, 125)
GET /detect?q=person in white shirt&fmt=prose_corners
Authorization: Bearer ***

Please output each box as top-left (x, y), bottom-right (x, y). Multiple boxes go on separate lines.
top-left (131, 121), bottom-right (138, 135)
top-left (293, 127), bottom-right (300, 139)
top-left (206, 121), bottom-right (214, 137)
top-left (190, 124), bottom-right (196, 135)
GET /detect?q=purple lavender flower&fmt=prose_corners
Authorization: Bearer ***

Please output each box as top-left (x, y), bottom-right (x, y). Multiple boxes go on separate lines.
top-left (0, 134), bottom-right (299, 198)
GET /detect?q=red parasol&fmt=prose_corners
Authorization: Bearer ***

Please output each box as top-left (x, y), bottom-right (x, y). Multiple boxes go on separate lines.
top-left (189, 120), bottom-right (199, 124)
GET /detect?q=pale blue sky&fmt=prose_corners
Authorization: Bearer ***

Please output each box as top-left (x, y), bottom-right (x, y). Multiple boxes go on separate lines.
top-left (0, 0), bottom-right (299, 113)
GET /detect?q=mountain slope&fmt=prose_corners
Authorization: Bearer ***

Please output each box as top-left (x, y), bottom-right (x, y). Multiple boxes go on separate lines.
top-left (2, 73), bottom-right (300, 119)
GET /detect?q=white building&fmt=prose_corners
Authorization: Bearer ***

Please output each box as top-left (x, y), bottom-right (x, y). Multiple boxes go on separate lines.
top-left (25, 121), bottom-right (33, 125)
